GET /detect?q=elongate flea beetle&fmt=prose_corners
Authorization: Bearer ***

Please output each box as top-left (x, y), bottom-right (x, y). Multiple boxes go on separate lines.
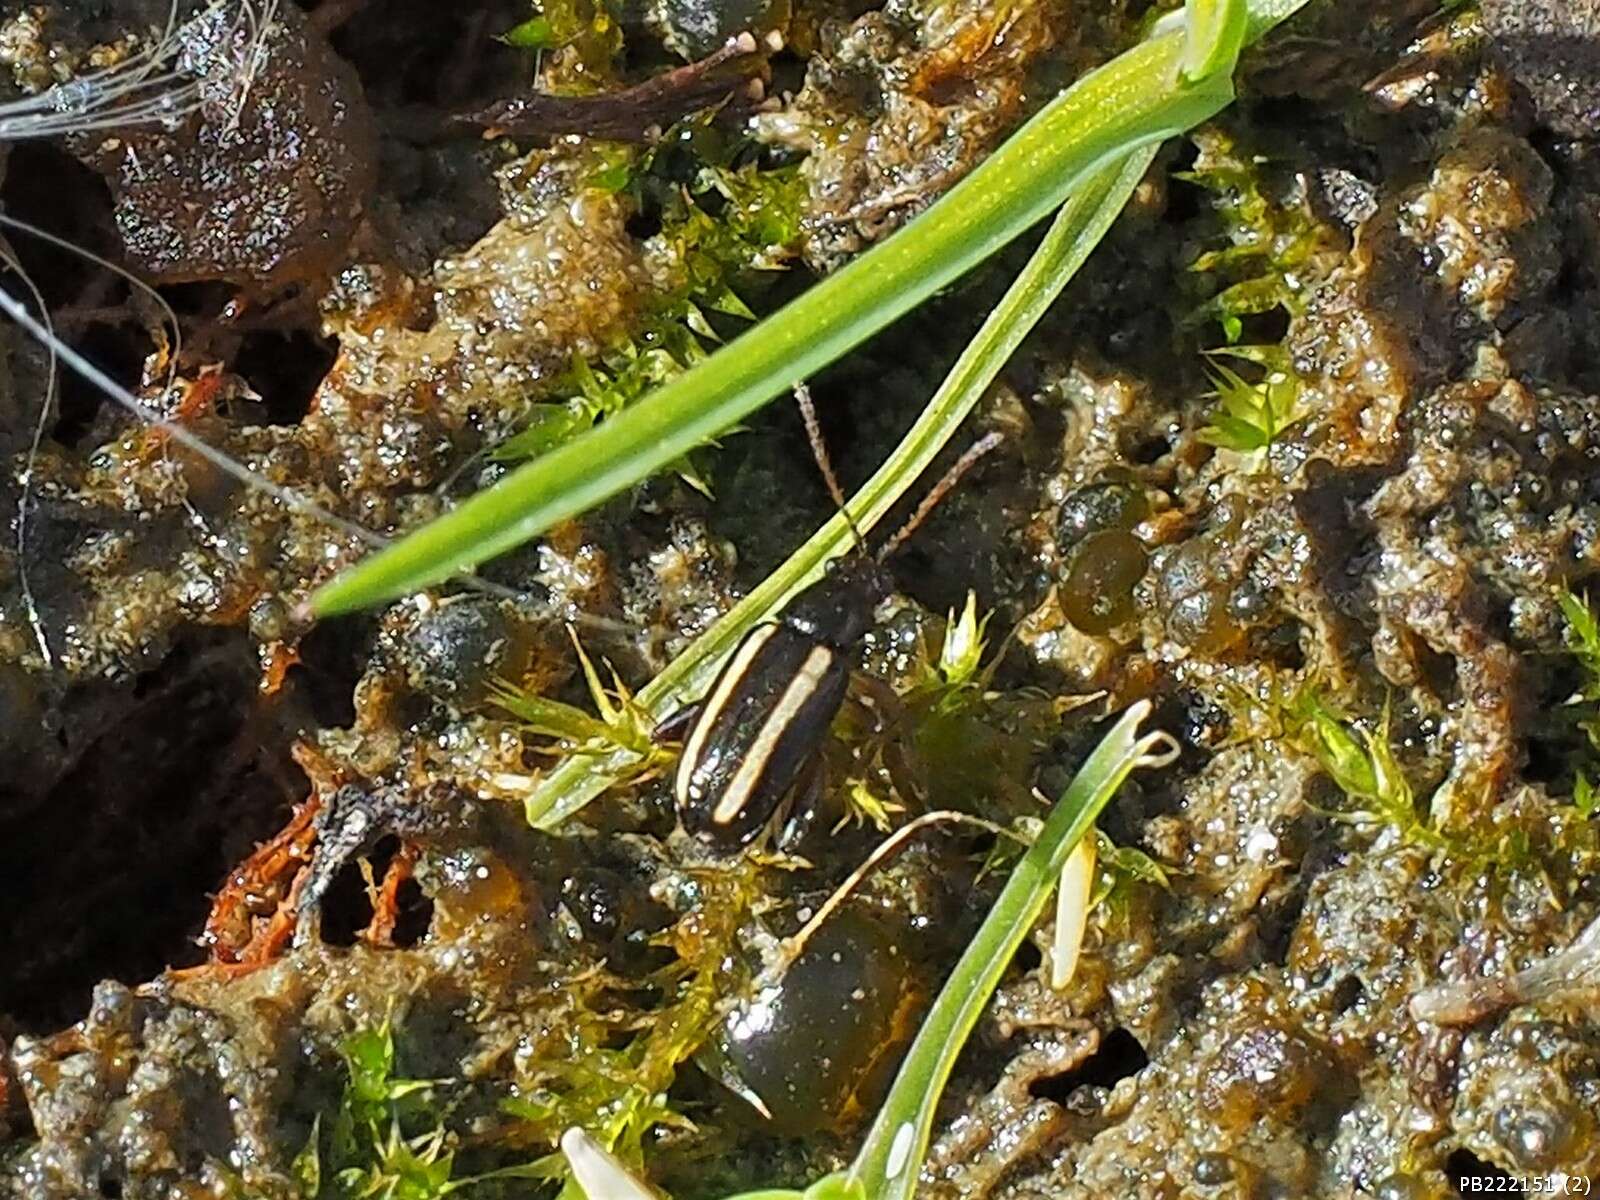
top-left (673, 386), bottom-right (1001, 847)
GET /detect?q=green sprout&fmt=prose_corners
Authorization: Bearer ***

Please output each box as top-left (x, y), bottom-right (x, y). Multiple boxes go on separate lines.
top-left (331, 1125), bottom-right (457, 1199)
top-left (492, 630), bottom-right (671, 785)
top-left (311, 0), bottom-right (1311, 617)
top-left (905, 591), bottom-right (994, 715)
top-left (829, 593), bottom-right (1034, 830)
top-left (1198, 344), bottom-right (1303, 454)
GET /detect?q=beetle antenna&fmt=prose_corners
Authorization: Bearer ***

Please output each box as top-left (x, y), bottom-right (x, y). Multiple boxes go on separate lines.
top-left (766, 809), bottom-right (1018, 984)
top-left (793, 383), bottom-right (844, 508)
top-left (876, 430), bottom-right (1004, 563)
top-left (793, 382), bottom-right (867, 554)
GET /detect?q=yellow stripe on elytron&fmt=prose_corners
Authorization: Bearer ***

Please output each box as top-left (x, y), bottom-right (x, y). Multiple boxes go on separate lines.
top-left (677, 623), bottom-right (779, 804)
top-left (713, 644), bottom-right (835, 825)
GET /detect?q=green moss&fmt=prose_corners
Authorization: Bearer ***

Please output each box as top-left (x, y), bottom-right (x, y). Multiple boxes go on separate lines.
top-left (284, 1019), bottom-right (467, 1198)
top-left (1090, 830), bottom-right (1171, 919)
top-left (492, 631), bottom-right (670, 783)
top-left (835, 597), bottom-right (1061, 824)
top-left (1290, 690), bottom-right (1600, 897)
top-left (282, 864), bottom-right (759, 1197)
top-left (1290, 692), bottom-right (1444, 850)
top-left (494, 125), bottom-right (807, 476)
top-left (1181, 123), bottom-right (1339, 342)
top-left (500, 862), bottom-right (760, 1192)
top-left (1560, 588), bottom-right (1600, 742)
top-left (1576, 772), bottom-right (1598, 819)
top-left (903, 593), bottom-right (993, 715)
top-left (1552, 588), bottom-right (1600, 819)
top-left (1560, 589), bottom-right (1600, 674)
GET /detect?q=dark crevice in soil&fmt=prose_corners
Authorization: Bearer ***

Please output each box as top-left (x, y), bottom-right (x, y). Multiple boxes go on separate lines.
top-left (1028, 1027), bottom-right (1150, 1105)
top-left (390, 876), bottom-right (433, 947)
top-left (317, 834), bottom-right (395, 946)
top-left (328, 0), bottom-right (529, 110)
top-left (229, 327), bottom-right (337, 426)
top-left (0, 143), bottom-right (141, 450)
top-left (0, 630), bottom-right (304, 1032)
top-left (0, 143), bottom-right (121, 311)
top-left (292, 618), bottom-right (369, 731)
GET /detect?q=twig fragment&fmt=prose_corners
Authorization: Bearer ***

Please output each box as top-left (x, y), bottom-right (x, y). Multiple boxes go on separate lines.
top-left (460, 33), bottom-right (771, 143)
top-left (1411, 913), bottom-right (1600, 1026)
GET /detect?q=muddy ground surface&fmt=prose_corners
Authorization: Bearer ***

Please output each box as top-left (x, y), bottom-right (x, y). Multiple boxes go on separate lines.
top-left (1, 0), bottom-right (1599, 1197)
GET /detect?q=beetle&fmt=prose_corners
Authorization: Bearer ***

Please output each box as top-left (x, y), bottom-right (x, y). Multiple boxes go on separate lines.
top-left (672, 386), bottom-right (1002, 847)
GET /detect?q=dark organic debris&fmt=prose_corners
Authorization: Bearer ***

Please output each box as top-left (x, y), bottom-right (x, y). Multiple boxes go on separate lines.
top-left (1483, 0), bottom-right (1600, 138)
top-left (69, 1), bottom-right (379, 294)
top-left (460, 32), bottom-right (775, 144)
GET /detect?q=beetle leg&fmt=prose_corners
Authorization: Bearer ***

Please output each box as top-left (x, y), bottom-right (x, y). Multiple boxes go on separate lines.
top-left (652, 701), bottom-right (702, 745)
top-left (851, 671), bottom-right (907, 729)
top-left (775, 758), bottom-right (828, 854)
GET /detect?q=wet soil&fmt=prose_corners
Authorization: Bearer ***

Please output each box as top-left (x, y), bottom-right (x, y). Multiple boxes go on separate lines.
top-left (2, 1), bottom-right (1600, 1198)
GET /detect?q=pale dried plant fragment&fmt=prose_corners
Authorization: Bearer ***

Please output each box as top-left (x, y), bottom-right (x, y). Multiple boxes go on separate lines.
top-left (561, 1127), bottom-right (660, 1200)
top-left (1050, 832), bottom-right (1097, 990)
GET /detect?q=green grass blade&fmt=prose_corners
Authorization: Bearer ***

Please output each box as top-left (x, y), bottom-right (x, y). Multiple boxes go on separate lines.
top-left (846, 703), bottom-right (1173, 1200)
top-left (517, 146), bottom-right (1156, 830)
top-left (309, 0), bottom-right (1308, 616)
top-left (1182, 0), bottom-right (1250, 82)
top-left (1241, 0), bottom-right (1311, 38)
